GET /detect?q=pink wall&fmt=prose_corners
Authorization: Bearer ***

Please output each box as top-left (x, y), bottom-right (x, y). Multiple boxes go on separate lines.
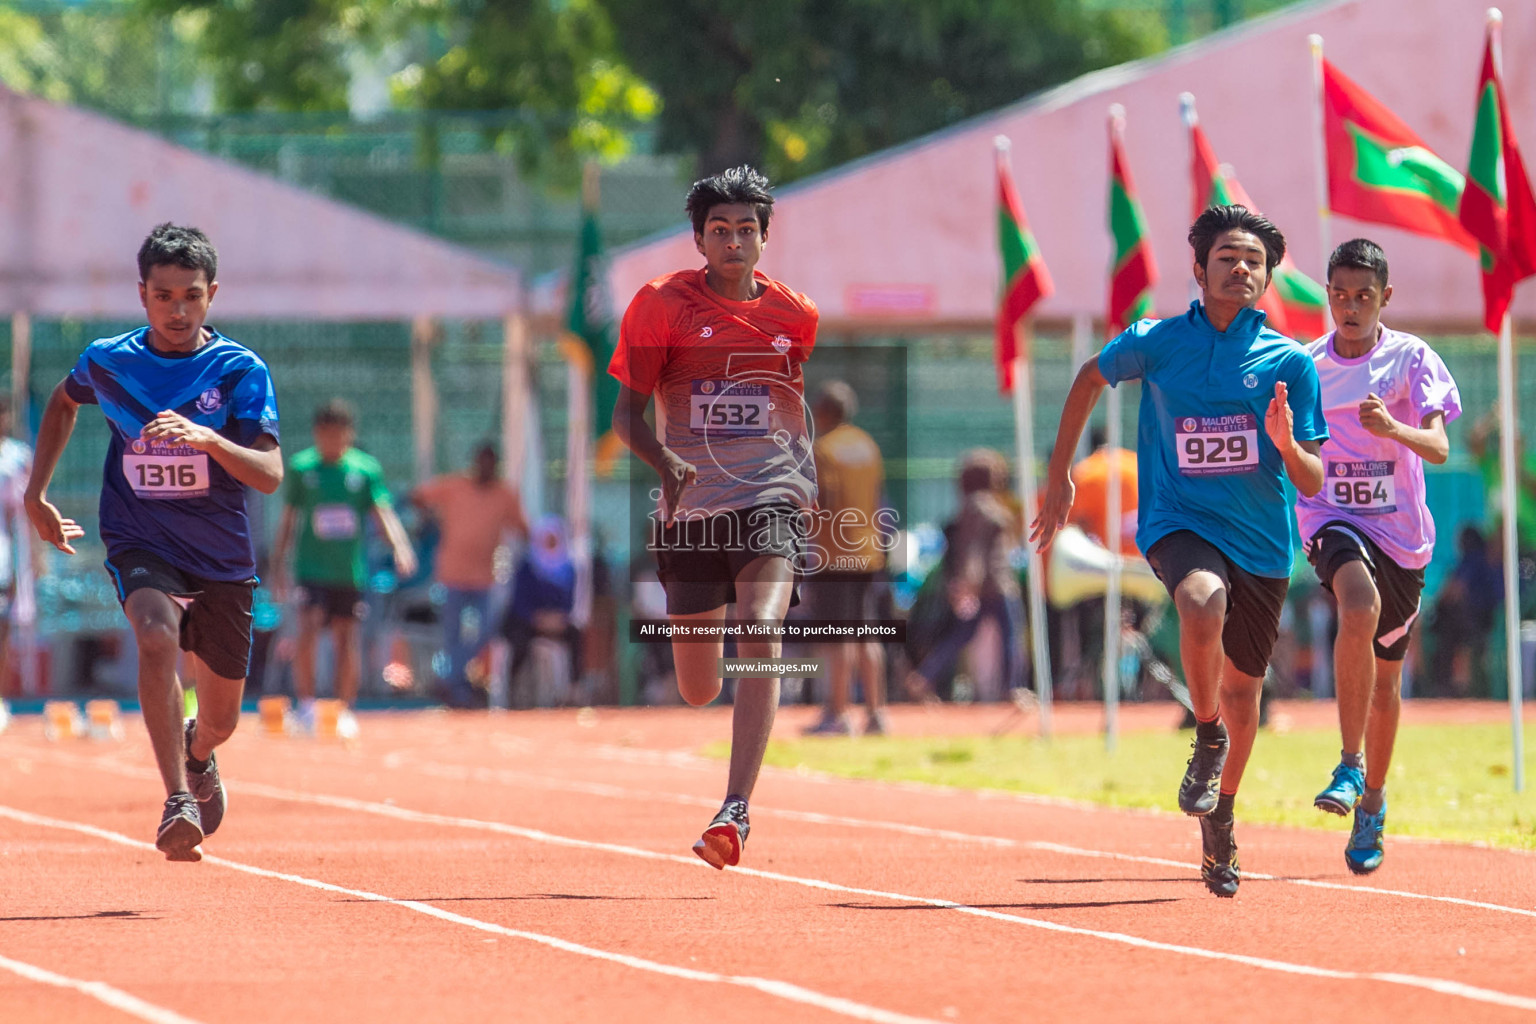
top-left (609, 0), bottom-right (1535, 334)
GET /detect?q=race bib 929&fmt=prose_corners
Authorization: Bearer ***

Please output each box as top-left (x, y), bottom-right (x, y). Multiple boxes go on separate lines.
top-left (1175, 415), bottom-right (1259, 476)
top-left (123, 440), bottom-right (210, 500)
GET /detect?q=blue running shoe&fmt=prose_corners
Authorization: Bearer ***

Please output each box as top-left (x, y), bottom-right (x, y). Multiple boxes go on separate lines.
top-left (1346, 800), bottom-right (1386, 874)
top-left (1313, 761), bottom-right (1365, 816)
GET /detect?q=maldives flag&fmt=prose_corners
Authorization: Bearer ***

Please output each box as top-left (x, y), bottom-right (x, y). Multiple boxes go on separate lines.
top-left (995, 140), bottom-right (1054, 392)
top-left (1458, 21), bottom-right (1536, 333)
top-left (1188, 109), bottom-right (1327, 340)
top-left (1108, 111), bottom-right (1156, 335)
top-left (1323, 59), bottom-right (1477, 253)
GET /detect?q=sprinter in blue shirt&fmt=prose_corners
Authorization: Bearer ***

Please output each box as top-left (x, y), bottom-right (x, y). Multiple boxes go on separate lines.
top-left (25, 223), bottom-right (282, 862)
top-left (1032, 205), bottom-right (1327, 897)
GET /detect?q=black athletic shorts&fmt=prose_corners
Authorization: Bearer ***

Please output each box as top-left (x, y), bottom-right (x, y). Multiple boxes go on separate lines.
top-left (802, 570), bottom-right (879, 622)
top-left (1145, 530), bottom-right (1290, 678)
top-left (296, 583), bottom-right (367, 625)
top-left (105, 549), bottom-right (256, 681)
top-left (653, 503), bottom-right (805, 616)
top-left (1305, 521), bottom-right (1425, 661)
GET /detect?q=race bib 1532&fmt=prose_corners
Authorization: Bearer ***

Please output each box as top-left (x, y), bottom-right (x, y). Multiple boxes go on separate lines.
top-left (690, 380), bottom-right (771, 437)
top-left (123, 441), bottom-right (210, 500)
top-left (1326, 460), bottom-right (1397, 514)
top-left (1175, 414), bottom-right (1259, 476)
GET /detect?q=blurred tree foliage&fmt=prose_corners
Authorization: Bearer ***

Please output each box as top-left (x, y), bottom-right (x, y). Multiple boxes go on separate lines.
top-left (6, 0), bottom-right (1162, 184)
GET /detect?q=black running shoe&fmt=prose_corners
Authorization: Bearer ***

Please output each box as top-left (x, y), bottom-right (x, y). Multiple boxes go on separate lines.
top-left (1178, 729), bottom-right (1229, 816)
top-left (184, 718), bottom-right (226, 837)
top-left (156, 792), bottom-right (204, 862)
top-left (692, 798), bottom-right (750, 870)
top-left (1199, 815), bottom-right (1240, 898)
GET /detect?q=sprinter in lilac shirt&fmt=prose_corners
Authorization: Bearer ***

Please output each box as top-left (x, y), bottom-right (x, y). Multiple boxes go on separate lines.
top-left (1297, 239), bottom-right (1461, 875)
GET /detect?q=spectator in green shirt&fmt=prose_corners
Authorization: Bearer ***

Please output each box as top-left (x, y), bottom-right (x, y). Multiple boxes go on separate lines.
top-left (271, 400), bottom-right (416, 729)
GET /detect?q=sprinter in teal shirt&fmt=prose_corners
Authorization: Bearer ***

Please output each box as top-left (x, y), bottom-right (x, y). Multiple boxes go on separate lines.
top-left (1032, 205), bottom-right (1326, 898)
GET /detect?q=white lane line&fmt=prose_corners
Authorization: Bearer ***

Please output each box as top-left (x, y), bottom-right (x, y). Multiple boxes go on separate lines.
top-left (0, 805), bottom-right (940, 1024)
top-left (0, 952), bottom-right (206, 1024)
top-left (28, 745), bottom-right (1536, 920)
top-left (85, 780), bottom-right (1536, 1015)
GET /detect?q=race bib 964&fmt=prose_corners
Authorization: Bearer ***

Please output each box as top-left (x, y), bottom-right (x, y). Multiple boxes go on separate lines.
top-left (1326, 460), bottom-right (1397, 514)
top-left (1175, 415), bottom-right (1259, 476)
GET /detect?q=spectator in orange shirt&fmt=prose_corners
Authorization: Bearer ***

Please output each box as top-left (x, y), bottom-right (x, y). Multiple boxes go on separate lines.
top-left (1069, 427), bottom-right (1139, 556)
top-left (411, 442), bottom-right (529, 707)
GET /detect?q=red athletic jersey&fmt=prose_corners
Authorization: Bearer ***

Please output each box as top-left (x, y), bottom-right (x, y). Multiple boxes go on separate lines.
top-left (609, 268), bottom-right (819, 514)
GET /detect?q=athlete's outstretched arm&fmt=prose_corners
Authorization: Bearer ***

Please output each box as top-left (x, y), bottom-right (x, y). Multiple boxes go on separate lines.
top-left (613, 385), bottom-right (695, 524)
top-left (23, 378), bottom-right (86, 554)
top-left (1030, 358), bottom-right (1108, 551)
top-left (1265, 381), bottom-right (1325, 496)
top-left (141, 411), bottom-right (283, 493)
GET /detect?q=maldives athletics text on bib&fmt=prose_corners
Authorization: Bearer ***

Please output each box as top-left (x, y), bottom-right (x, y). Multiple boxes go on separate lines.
top-left (123, 438), bottom-right (211, 500)
top-left (1175, 414), bottom-right (1260, 476)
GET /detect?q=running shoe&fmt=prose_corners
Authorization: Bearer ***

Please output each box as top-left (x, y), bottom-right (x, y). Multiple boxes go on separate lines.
top-left (1199, 815), bottom-right (1240, 898)
top-left (692, 798), bottom-right (750, 870)
top-left (802, 712), bottom-right (854, 737)
top-left (1345, 800), bottom-right (1386, 875)
top-left (1177, 729), bottom-right (1229, 816)
top-left (863, 709), bottom-right (891, 737)
top-left (156, 792), bottom-right (204, 862)
top-left (1314, 761), bottom-right (1365, 816)
top-left (184, 719), bottom-right (227, 837)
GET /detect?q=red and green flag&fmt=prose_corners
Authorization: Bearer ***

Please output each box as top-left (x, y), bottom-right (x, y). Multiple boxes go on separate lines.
top-left (1108, 109), bottom-right (1156, 335)
top-left (1188, 105), bottom-right (1327, 340)
top-left (995, 139), bottom-right (1054, 393)
top-left (1322, 59), bottom-right (1477, 253)
top-left (1458, 20), bottom-right (1536, 333)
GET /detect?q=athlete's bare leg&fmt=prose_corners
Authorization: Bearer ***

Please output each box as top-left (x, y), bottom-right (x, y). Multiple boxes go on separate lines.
top-left (332, 617), bottom-right (361, 706)
top-left (823, 643), bottom-right (851, 718)
top-left (860, 641), bottom-right (886, 715)
top-left (1364, 659), bottom-right (1404, 792)
top-left (1331, 560), bottom-right (1381, 756)
top-left (1173, 571), bottom-right (1227, 721)
top-left (124, 589), bottom-right (189, 796)
top-left (1217, 659), bottom-right (1264, 795)
top-left (186, 653), bottom-right (245, 760)
top-left (292, 605), bottom-right (324, 703)
top-left (670, 606), bottom-right (728, 708)
top-left (727, 554), bottom-right (795, 799)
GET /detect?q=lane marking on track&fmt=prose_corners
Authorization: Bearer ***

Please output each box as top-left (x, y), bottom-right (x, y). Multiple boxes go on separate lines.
top-left (0, 951), bottom-right (206, 1024)
top-left (24, 744), bottom-right (1536, 920)
top-left (26, 779), bottom-right (1530, 1014)
top-left (0, 806), bottom-right (941, 1024)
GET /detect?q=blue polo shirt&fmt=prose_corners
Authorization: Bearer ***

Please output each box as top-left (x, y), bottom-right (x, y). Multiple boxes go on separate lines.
top-left (66, 327), bottom-right (280, 582)
top-left (1098, 302), bottom-right (1327, 579)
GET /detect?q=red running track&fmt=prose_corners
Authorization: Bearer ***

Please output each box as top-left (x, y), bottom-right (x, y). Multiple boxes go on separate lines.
top-left (1, 703), bottom-right (1533, 1024)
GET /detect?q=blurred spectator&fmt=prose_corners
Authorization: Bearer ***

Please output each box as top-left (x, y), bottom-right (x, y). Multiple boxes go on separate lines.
top-left (411, 442), bottom-right (529, 707)
top-left (0, 395), bottom-right (35, 692)
top-left (1427, 524), bottom-right (1501, 696)
top-left (803, 381), bottom-right (889, 736)
top-left (904, 448), bottom-right (1025, 702)
top-left (1466, 407), bottom-right (1536, 618)
top-left (503, 515), bottom-right (581, 706)
top-left (271, 399), bottom-right (416, 731)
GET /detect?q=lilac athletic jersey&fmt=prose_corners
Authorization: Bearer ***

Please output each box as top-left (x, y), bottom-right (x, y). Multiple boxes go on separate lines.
top-left (1295, 327), bottom-right (1460, 569)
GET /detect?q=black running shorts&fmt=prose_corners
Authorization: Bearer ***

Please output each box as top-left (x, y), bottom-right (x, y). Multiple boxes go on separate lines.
top-left (105, 548), bottom-right (256, 681)
top-left (653, 503), bottom-right (805, 616)
top-left (1305, 521), bottom-right (1425, 661)
top-left (1145, 530), bottom-right (1290, 679)
top-left (296, 583), bottom-right (367, 626)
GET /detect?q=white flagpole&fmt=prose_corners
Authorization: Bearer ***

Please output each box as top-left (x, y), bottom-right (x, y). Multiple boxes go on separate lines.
top-left (1180, 93), bottom-right (1203, 308)
top-left (1103, 382), bottom-right (1122, 751)
top-left (1497, 312), bottom-right (1524, 792)
top-left (1013, 346), bottom-right (1053, 737)
top-left (1309, 35), bottom-right (1335, 300)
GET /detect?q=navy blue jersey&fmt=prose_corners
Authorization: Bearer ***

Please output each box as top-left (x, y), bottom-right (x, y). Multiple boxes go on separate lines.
top-left (66, 327), bottom-right (280, 581)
